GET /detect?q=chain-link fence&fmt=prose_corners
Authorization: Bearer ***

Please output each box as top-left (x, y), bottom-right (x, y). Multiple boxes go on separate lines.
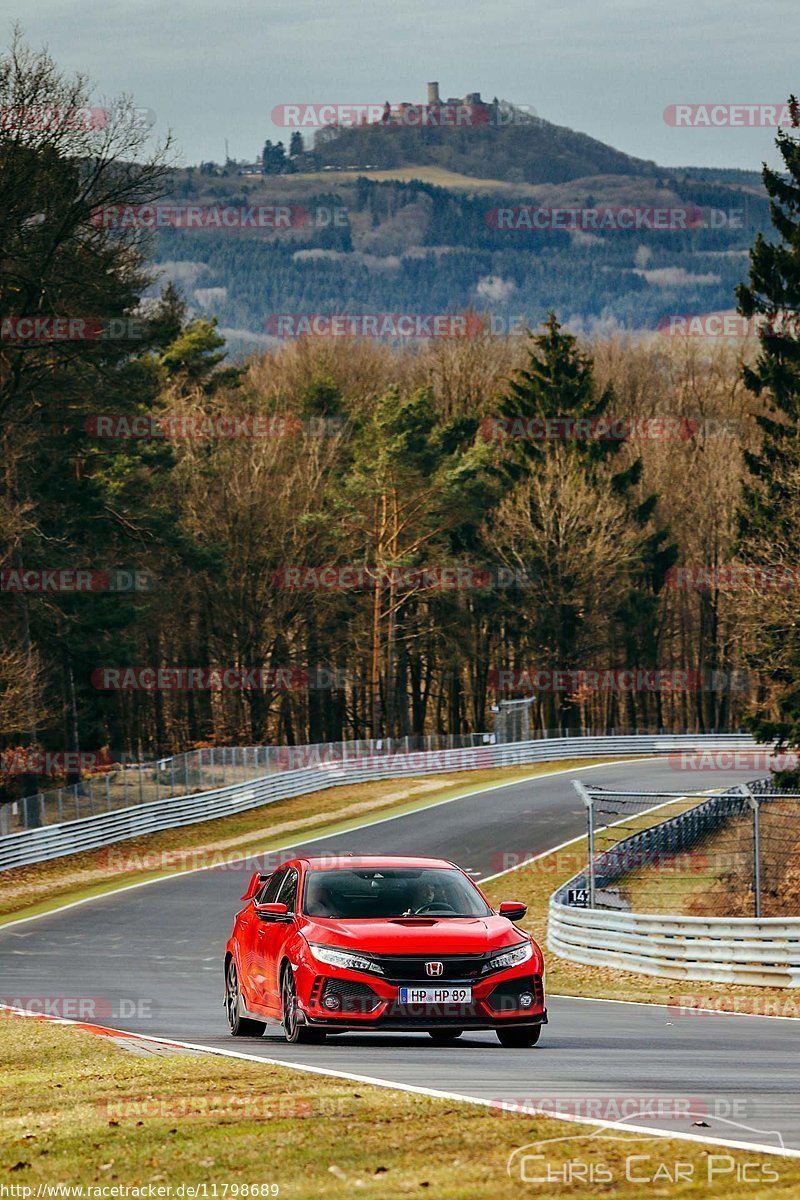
top-left (0, 733), bottom-right (496, 835)
top-left (0, 726), bottom-right (758, 837)
top-left (493, 699), bottom-right (535, 742)
top-left (564, 780), bottom-right (800, 919)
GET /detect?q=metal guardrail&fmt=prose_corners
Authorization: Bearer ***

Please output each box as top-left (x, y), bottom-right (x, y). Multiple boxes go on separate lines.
top-left (548, 901), bottom-right (800, 987)
top-left (548, 776), bottom-right (800, 987)
top-left (0, 733), bottom-right (758, 872)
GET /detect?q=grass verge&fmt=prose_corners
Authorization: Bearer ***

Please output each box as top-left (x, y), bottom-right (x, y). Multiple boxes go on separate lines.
top-left (1, 1013), bottom-right (796, 1197)
top-left (0, 759), bottom-right (621, 926)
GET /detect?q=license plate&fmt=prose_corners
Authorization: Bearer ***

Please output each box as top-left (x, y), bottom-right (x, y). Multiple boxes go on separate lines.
top-left (398, 986), bottom-right (472, 1005)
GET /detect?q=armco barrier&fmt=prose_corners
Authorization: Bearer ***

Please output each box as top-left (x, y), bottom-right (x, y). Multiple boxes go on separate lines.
top-left (0, 733), bottom-right (758, 872)
top-left (548, 900), bottom-right (800, 987)
top-left (548, 775), bottom-right (800, 987)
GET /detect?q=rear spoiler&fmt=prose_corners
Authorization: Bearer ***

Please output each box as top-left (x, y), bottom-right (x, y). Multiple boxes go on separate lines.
top-left (240, 871), bottom-right (271, 902)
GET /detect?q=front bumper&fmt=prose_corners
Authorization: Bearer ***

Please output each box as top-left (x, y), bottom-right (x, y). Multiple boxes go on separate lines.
top-left (298, 962), bottom-right (547, 1031)
top-left (305, 1009), bottom-right (548, 1032)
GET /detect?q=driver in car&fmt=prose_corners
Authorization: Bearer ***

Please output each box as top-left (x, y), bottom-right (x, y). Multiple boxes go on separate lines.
top-left (410, 879), bottom-right (439, 913)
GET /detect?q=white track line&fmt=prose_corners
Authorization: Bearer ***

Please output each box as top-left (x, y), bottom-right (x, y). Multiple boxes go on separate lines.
top-left (2, 1004), bottom-right (796, 1159)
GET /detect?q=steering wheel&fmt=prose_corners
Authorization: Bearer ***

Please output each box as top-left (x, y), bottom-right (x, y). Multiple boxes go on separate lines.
top-left (415, 902), bottom-right (457, 914)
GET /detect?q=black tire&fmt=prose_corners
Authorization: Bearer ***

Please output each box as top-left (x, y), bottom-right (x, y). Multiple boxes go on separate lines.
top-left (428, 1030), bottom-right (463, 1042)
top-left (281, 965), bottom-right (327, 1044)
top-left (496, 1024), bottom-right (541, 1048)
top-left (225, 959), bottom-right (266, 1037)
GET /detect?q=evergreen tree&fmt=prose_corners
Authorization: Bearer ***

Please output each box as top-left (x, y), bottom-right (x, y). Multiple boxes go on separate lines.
top-left (736, 96), bottom-right (800, 774)
top-left (488, 315), bottom-right (675, 729)
top-left (261, 140), bottom-right (287, 174)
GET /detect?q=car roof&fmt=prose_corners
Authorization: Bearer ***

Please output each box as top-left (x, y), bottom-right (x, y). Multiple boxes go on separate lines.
top-left (299, 855), bottom-right (457, 870)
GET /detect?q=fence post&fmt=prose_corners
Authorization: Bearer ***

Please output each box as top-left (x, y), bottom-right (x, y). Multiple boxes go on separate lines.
top-left (742, 785), bottom-right (761, 919)
top-left (184, 754), bottom-right (190, 795)
top-left (574, 780), bottom-right (596, 908)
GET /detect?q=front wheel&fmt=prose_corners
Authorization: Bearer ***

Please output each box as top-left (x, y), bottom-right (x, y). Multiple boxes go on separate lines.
top-left (496, 1024), bottom-right (541, 1048)
top-left (429, 1030), bottom-right (463, 1042)
top-left (225, 959), bottom-right (265, 1037)
top-left (281, 966), bottom-right (326, 1044)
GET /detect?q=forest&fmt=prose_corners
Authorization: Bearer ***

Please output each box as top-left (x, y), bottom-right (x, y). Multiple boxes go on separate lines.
top-left (153, 173), bottom-right (772, 344)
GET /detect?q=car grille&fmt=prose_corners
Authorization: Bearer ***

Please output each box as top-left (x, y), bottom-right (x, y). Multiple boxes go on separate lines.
top-left (487, 974), bottom-right (544, 1014)
top-left (371, 953), bottom-right (491, 982)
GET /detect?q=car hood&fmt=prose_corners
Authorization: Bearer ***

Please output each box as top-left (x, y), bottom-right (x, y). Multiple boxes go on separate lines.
top-left (300, 915), bottom-right (527, 955)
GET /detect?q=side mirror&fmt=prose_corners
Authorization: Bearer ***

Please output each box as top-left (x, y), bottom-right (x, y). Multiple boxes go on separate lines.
top-left (255, 901), bottom-right (290, 921)
top-left (498, 901), bottom-right (527, 922)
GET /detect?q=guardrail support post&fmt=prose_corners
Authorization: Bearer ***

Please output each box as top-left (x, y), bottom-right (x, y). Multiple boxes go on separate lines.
top-left (574, 780), bottom-right (596, 908)
top-left (743, 785), bottom-right (761, 919)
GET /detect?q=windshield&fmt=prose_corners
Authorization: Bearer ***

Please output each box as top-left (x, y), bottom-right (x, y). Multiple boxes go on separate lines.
top-left (302, 867), bottom-right (492, 920)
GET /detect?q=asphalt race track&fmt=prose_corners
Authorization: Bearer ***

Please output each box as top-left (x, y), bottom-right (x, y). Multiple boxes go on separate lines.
top-left (2, 758), bottom-right (797, 1153)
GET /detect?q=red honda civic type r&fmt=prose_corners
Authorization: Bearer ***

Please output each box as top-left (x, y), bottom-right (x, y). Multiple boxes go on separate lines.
top-left (224, 855), bottom-right (547, 1046)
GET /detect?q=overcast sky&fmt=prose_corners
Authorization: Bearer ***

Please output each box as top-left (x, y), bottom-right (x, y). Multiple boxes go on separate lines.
top-left (10, 1), bottom-right (798, 171)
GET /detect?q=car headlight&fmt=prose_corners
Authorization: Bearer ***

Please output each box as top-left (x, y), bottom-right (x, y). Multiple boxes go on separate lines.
top-left (307, 943), bottom-right (384, 975)
top-left (480, 941), bottom-right (533, 975)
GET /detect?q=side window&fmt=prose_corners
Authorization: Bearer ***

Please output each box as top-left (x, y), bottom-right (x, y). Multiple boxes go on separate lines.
top-left (278, 869), bottom-right (299, 913)
top-left (258, 870), bottom-right (286, 904)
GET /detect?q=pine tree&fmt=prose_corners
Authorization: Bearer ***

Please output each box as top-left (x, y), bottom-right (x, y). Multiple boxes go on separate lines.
top-left (494, 313), bottom-right (634, 482)
top-left (488, 315), bottom-right (676, 729)
top-left (736, 96), bottom-right (800, 773)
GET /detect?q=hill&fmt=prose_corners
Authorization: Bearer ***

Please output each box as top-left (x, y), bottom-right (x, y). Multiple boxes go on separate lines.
top-left (303, 106), bottom-right (656, 185)
top-left (145, 109), bottom-right (771, 355)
